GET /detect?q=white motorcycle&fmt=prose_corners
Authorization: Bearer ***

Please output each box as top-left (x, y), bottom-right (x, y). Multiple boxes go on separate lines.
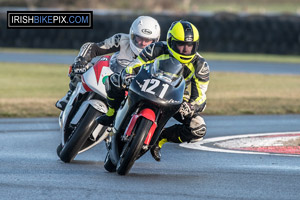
top-left (57, 55), bottom-right (120, 163)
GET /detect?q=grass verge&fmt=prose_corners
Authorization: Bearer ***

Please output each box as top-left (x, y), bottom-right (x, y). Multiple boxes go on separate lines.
top-left (0, 62), bottom-right (68, 117)
top-left (1, 62), bottom-right (300, 117)
top-left (207, 72), bottom-right (300, 115)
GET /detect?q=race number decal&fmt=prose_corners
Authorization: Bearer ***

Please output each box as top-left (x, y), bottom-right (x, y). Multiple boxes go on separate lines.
top-left (141, 79), bottom-right (169, 99)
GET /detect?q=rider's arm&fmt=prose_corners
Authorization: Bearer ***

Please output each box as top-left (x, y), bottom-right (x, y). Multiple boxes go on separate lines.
top-left (75, 33), bottom-right (124, 63)
top-left (125, 41), bottom-right (168, 75)
top-left (189, 54), bottom-right (210, 112)
top-left (124, 56), bottom-right (145, 74)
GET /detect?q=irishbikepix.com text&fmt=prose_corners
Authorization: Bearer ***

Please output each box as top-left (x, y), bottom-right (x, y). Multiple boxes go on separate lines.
top-left (7, 11), bottom-right (93, 29)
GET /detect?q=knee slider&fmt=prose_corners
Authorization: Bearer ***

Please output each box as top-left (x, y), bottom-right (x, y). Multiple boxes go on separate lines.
top-left (105, 74), bottom-right (120, 95)
top-left (190, 115), bottom-right (207, 138)
top-left (105, 74), bottom-right (125, 109)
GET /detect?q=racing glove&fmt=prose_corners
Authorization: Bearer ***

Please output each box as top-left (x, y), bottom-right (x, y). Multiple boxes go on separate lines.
top-left (120, 69), bottom-right (136, 89)
top-left (179, 101), bottom-right (194, 118)
top-left (72, 56), bottom-right (88, 74)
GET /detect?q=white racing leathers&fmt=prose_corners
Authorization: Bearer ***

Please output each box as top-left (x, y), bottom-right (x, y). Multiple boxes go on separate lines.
top-left (56, 33), bottom-right (137, 111)
top-left (76, 33), bottom-right (137, 69)
top-left (71, 33), bottom-right (137, 89)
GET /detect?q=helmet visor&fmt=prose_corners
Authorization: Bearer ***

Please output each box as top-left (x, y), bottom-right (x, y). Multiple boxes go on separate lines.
top-left (171, 40), bottom-right (198, 56)
top-left (132, 34), bottom-right (158, 49)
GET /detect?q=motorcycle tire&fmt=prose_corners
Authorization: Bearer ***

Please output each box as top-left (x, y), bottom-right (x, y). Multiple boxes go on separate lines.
top-left (59, 105), bottom-right (102, 163)
top-left (104, 152), bottom-right (116, 172)
top-left (56, 143), bottom-right (63, 157)
top-left (116, 118), bottom-right (153, 175)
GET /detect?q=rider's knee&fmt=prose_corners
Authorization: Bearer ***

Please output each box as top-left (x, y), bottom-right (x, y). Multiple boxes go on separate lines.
top-left (106, 74), bottom-right (124, 96)
top-left (189, 115), bottom-right (207, 142)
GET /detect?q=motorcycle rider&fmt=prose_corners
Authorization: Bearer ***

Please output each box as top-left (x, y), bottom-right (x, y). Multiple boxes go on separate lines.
top-left (97, 20), bottom-right (210, 162)
top-left (55, 16), bottom-right (161, 111)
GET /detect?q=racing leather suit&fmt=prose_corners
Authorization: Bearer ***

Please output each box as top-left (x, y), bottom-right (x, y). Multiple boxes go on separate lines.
top-left (56, 33), bottom-right (137, 110)
top-left (69, 33), bottom-right (137, 90)
top-left (106, 41), bottom-right (210, 144)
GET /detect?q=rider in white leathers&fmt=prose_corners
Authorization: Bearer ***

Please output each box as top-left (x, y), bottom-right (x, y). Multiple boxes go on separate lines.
top-left (55, 16), bottom-right (161, 110)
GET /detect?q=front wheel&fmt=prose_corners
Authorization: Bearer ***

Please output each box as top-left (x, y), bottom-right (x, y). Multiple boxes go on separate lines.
top-left (56, 143), bottom-right (63, 157)
top-left (116, 118), bottom-right (153, 175)
top-left (104, 152), bottom-right (116, 172)
top-left (59, 106), bottom-right (102, 163)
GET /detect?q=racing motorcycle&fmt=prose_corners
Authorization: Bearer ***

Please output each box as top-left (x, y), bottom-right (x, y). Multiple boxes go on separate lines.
top-left (57, 54), bottom-right (123, 163)
top-left (104, 57), bottom-right (185, 175)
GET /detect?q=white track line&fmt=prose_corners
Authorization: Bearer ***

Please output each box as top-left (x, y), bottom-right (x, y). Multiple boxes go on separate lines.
top-left (180, 131), bottom-right (300, 157)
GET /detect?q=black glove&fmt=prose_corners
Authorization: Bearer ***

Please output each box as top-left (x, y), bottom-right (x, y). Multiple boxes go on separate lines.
top-left (120, 69), bottom-right (136, 88)
top-left (179, 101), bottom-right (194, 118)
top-left (72, 56), bottom-right (88, 74)
top-left (122, 74), bottom-right (136, 87)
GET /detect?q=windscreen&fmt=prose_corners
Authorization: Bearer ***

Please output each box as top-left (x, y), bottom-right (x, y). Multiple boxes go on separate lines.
top-left (152, 57), bottom-right (183, 83)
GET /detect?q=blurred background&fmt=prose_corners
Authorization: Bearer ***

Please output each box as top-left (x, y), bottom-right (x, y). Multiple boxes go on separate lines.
top-left (1, 0), bottom-right (300, 55)
top-left (1, 0), bottom-right (300, 13)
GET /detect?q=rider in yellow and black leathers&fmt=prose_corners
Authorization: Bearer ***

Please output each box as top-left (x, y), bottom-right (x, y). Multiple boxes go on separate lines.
top-left (97, 20), bottom-right (210, 162)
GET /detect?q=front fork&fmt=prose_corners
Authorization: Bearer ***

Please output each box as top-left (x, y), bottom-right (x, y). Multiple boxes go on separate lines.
top-left (122, 108), bottom-right (157, 148)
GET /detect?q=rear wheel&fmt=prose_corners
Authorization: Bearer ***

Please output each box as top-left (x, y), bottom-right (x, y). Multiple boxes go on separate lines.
top-left (59, 106), bottom-right (102, 163)
top-left (116, 118), bottom-right (153, 175)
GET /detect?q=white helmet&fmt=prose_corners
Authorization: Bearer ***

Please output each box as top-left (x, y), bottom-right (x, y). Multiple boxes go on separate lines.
top-left (129, 16), bottom-right (161, 56)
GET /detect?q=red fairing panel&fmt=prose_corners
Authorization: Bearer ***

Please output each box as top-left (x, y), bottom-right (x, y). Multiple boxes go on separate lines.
top-left (93, 56), bottom-right (111, 85)
top-left (81, 55), bottom-right (111, 92)
top-left (82, 76), bottom-right (92, 92)
top-left (124, 108), bottom-right (157, 145)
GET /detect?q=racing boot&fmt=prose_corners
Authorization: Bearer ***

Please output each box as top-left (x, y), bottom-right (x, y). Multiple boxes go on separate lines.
top-left (96, 107), bottom-right (116, 127)
top-left (150, 138), bottom-right (168, 162)
top-left (151, 124), bottom-right (200, 162)
top-left (55, 74), bottom-right (81, 111)
top-left (55, 89), bottom-right (73, 111)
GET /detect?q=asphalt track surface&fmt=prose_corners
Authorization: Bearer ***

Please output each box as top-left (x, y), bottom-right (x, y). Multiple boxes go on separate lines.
top-left (1, 52), bottom-right (300, 199)
top-left (1, 115), bottom-right (300, 200)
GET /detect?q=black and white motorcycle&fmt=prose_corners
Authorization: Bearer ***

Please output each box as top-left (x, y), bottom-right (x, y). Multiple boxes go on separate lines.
top-left (104, 57), bottom-right (185, 175)
top-left (57, 55), bottom-right (117, 163)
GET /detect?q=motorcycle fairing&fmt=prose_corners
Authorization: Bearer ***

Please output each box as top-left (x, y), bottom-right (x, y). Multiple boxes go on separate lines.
top-left (70, 99), bottom-right (108, 126)
top-left (82, 56), bottom-right (113, 97)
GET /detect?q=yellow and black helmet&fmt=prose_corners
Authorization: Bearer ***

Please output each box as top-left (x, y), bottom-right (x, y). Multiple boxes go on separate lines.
top-left (167, 20), bottom-right (199, 63)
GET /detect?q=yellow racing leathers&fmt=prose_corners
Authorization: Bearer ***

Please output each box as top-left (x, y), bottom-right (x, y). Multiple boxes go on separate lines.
top-left (110, 41), bottom-right (210, 143)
